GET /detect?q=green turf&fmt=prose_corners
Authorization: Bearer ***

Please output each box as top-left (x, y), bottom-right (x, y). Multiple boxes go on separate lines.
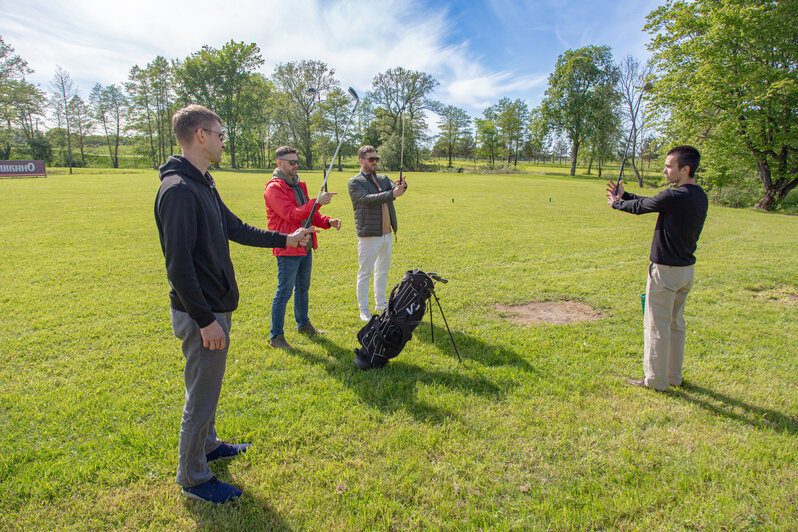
top-left (1, 166), bottom-right (796, 530)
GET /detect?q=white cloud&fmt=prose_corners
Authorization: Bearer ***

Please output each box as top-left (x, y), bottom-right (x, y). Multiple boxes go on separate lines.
top-left (447, 71), bottom-right (548, 110)
top-left (1, 0), bottom-right (660, 123)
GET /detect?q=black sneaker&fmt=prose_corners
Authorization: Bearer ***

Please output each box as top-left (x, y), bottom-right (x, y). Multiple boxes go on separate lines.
top-left (206, 442), bottom-right (251, 462)
top-left (182, 477), bottom-right (242, 503)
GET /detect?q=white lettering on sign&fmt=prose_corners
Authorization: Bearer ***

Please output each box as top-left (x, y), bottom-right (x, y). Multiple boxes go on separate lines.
top-left (0, 160), bottom-right (46, 176)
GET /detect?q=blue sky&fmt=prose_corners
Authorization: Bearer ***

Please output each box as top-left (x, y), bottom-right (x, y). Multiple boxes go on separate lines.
top-left (1, 0), bottom-right (661, 120)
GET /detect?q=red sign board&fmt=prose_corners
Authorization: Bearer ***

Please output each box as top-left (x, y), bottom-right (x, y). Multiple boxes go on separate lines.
top-left (0, 160), bottom-right (47, 177)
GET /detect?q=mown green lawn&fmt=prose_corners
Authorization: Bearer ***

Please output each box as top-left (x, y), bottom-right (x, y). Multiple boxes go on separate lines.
top-left (1, 167), bottom-right (795, 530)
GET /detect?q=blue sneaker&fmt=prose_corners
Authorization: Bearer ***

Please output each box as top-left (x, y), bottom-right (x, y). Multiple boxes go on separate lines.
top-left (206, 442), bottom-right (251, 462)
top-left (182, 477), bottom-right (242, 503)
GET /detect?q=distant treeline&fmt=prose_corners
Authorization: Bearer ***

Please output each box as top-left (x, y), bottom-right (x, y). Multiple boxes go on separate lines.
top-left (1, 0), bottom-right (795, 209)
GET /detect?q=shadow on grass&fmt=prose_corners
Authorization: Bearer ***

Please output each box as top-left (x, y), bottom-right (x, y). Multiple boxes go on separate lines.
top-left (184, 461), bottom-right (292, 531)
top-left (671, 382), bottom-right (798, 435)
top-left (413, 320), bottom-right (542, 376)
top-left (288, 331), bottom-right (528, 423)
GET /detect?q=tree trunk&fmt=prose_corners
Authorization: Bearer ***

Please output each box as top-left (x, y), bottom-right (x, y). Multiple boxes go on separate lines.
top-left (587, 156), bottom-right (593, 175)
top-left (569, 139), bottom-right (579, 176)
top-left (754, 158), bottom-right (776, 210)
top-left (751, 149), bottom-right (798, 210)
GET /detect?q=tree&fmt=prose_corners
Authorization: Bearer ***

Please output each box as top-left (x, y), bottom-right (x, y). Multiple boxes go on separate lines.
top-left (50, 66), bottom-right (77, 173)
top-left (525, 107), bottom-right (549, 163)
top-left (1, 36), bottom-right (34, 159)
top-left (369, 67), bottom-right (438, 135)
top-left (584, 84), bottom-right (622, 178)
top-left (369, 67), bottom-right (439, 168)
top-left (493, 98), bottom-right (529, 166)
top-left (13, 81), bottom-right (47, 159)
top-left (271, 60), bottom-right (337, 170)
top-left (68, 95), bottom-right (92, 165)
top-left (437, 105), bottom-right (470, 167)
top-left (319, 87), bottom-right (357, 171)
top-left (646, 0), bottom-right (798, 210)
top-left (540, 45), bottom-right (620, 176)
top-left (236, 74), bottom-right (274, 168)
top-left (175, 41), bottom-right (264, 168)
top-left (90, 83), bottom-right (126, 168)
top-left (149, 57), bottom-right (176, 164)
top-left (618, 55), bottom-right (653, 185)
top-left (475, 108), bottom-right (500, 168)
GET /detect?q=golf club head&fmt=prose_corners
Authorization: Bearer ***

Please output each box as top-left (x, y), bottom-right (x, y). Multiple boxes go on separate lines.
top-left (427, 272), bottom-right (448, 284)
top-left (348, 87), bottom-right (360, 102)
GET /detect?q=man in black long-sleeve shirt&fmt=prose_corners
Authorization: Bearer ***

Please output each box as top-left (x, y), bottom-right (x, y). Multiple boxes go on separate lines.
top-left (155, 105), bottom-right (314, 503)
top-left (606, 145), bottom-right (708, 392)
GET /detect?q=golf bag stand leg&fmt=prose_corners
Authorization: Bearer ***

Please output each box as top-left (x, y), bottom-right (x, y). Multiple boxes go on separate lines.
top-left (429, 297), bottom-right (434, 344)
top-left (431, 290), bottom-right (461, 362)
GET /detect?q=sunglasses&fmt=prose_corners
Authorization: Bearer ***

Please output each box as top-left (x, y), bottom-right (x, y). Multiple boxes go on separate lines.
top-left (278, 159), bottom-right (299, 166)
top-left (202, 128), bottom-right (225, 141)
top-left (364, 157), bottom-right (380, 162)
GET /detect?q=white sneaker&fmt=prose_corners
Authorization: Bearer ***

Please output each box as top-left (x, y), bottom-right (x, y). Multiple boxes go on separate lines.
top-left (359, 310), bottom-right (372, 322)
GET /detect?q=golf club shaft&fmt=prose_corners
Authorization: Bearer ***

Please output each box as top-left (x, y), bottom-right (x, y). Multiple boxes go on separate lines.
top-left (399, 103), bottom-right (405, 181)
top-left (302, 97), bottom-right (360, 231)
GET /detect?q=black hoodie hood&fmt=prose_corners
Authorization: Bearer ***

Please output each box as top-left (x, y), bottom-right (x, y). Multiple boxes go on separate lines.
top-left (159, 155), bottom-right (211, 186)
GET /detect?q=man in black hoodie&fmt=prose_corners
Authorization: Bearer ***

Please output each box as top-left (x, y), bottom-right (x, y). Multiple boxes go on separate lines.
top-left (155, 104), bottom-right (314, 503)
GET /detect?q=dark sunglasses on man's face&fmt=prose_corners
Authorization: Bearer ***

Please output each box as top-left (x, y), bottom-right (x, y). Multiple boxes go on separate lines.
top-left (365, 157), bottom-right (379, 162)
top-left (279, 159), bottom-right (299, 166)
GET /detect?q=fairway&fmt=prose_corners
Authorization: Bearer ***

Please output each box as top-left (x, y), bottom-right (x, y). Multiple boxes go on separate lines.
top-left (1, 168), bottom-right (796, 530)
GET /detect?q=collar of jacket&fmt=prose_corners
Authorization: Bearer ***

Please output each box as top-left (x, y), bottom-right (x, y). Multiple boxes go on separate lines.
top-left (272, 167), bottom-right (300, 187)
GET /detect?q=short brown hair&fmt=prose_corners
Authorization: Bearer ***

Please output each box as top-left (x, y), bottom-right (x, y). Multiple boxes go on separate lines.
top-left (358, 145), bottom-right (377, 159)
top-left (172, 104), bottom-right (222, 146)
top-left (276, 146), bottom-right (298, 158)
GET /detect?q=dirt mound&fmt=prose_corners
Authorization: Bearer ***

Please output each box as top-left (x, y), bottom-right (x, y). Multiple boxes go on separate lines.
top-left (495, 301), bottom-right (602, 325)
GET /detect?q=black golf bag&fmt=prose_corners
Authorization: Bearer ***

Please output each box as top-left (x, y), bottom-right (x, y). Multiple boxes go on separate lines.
top-left (354, 269), bottom-right (460, 370)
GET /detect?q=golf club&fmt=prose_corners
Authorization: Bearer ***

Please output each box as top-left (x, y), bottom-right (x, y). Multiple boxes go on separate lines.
top-left (298, 87), bottom-right (360, 243)
top-left (615, 82), bottom-right (653, 194)
top-left (399, 97), bottom-right (406, 184)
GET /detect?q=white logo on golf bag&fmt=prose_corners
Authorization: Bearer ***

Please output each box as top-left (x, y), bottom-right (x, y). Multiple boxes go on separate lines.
top-left (406, 303), bottom-right (420, 315)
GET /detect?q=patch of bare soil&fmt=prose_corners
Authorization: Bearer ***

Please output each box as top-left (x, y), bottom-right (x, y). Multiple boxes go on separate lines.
top-left (495, 301), bottom-right (603, 325)
top-left (748, 285), bottom-right (798, 306)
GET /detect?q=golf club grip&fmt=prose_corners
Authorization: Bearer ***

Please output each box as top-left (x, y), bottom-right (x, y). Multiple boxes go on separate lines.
top-left (296, 204), bottom-right (319, 247)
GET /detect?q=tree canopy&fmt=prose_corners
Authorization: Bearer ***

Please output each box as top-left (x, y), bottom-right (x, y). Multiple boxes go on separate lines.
top-left (646, 0), bottom-right (798, 210)
top-left (539, 45), bottom-right (620, 176)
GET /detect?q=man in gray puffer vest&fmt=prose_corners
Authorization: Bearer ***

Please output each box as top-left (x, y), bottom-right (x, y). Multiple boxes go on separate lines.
top-left (347, 145), bottom-right (407, 322)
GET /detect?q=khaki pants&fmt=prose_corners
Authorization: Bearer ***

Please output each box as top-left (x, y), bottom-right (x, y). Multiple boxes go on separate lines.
top-left (643, 263), bottom-right (695, 391)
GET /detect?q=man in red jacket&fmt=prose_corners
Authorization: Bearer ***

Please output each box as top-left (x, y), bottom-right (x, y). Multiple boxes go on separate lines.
top-left (264, 146), bottom-right (342, 349)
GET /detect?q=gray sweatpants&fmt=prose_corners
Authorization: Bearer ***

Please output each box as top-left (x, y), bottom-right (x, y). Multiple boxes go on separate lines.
top-left (170, 308), bottom-right (231, 488)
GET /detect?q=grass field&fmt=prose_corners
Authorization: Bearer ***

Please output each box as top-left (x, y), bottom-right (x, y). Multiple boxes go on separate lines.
top-left (1, 166), bottom-right (796, 530)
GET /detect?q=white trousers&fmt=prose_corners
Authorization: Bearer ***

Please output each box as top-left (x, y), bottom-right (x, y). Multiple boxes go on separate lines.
top-left (357, 234), bottom-right (393, 313)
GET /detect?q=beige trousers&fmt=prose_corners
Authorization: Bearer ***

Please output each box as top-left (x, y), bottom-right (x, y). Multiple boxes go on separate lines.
top-left (643, 262), bottom-right (695, 391)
